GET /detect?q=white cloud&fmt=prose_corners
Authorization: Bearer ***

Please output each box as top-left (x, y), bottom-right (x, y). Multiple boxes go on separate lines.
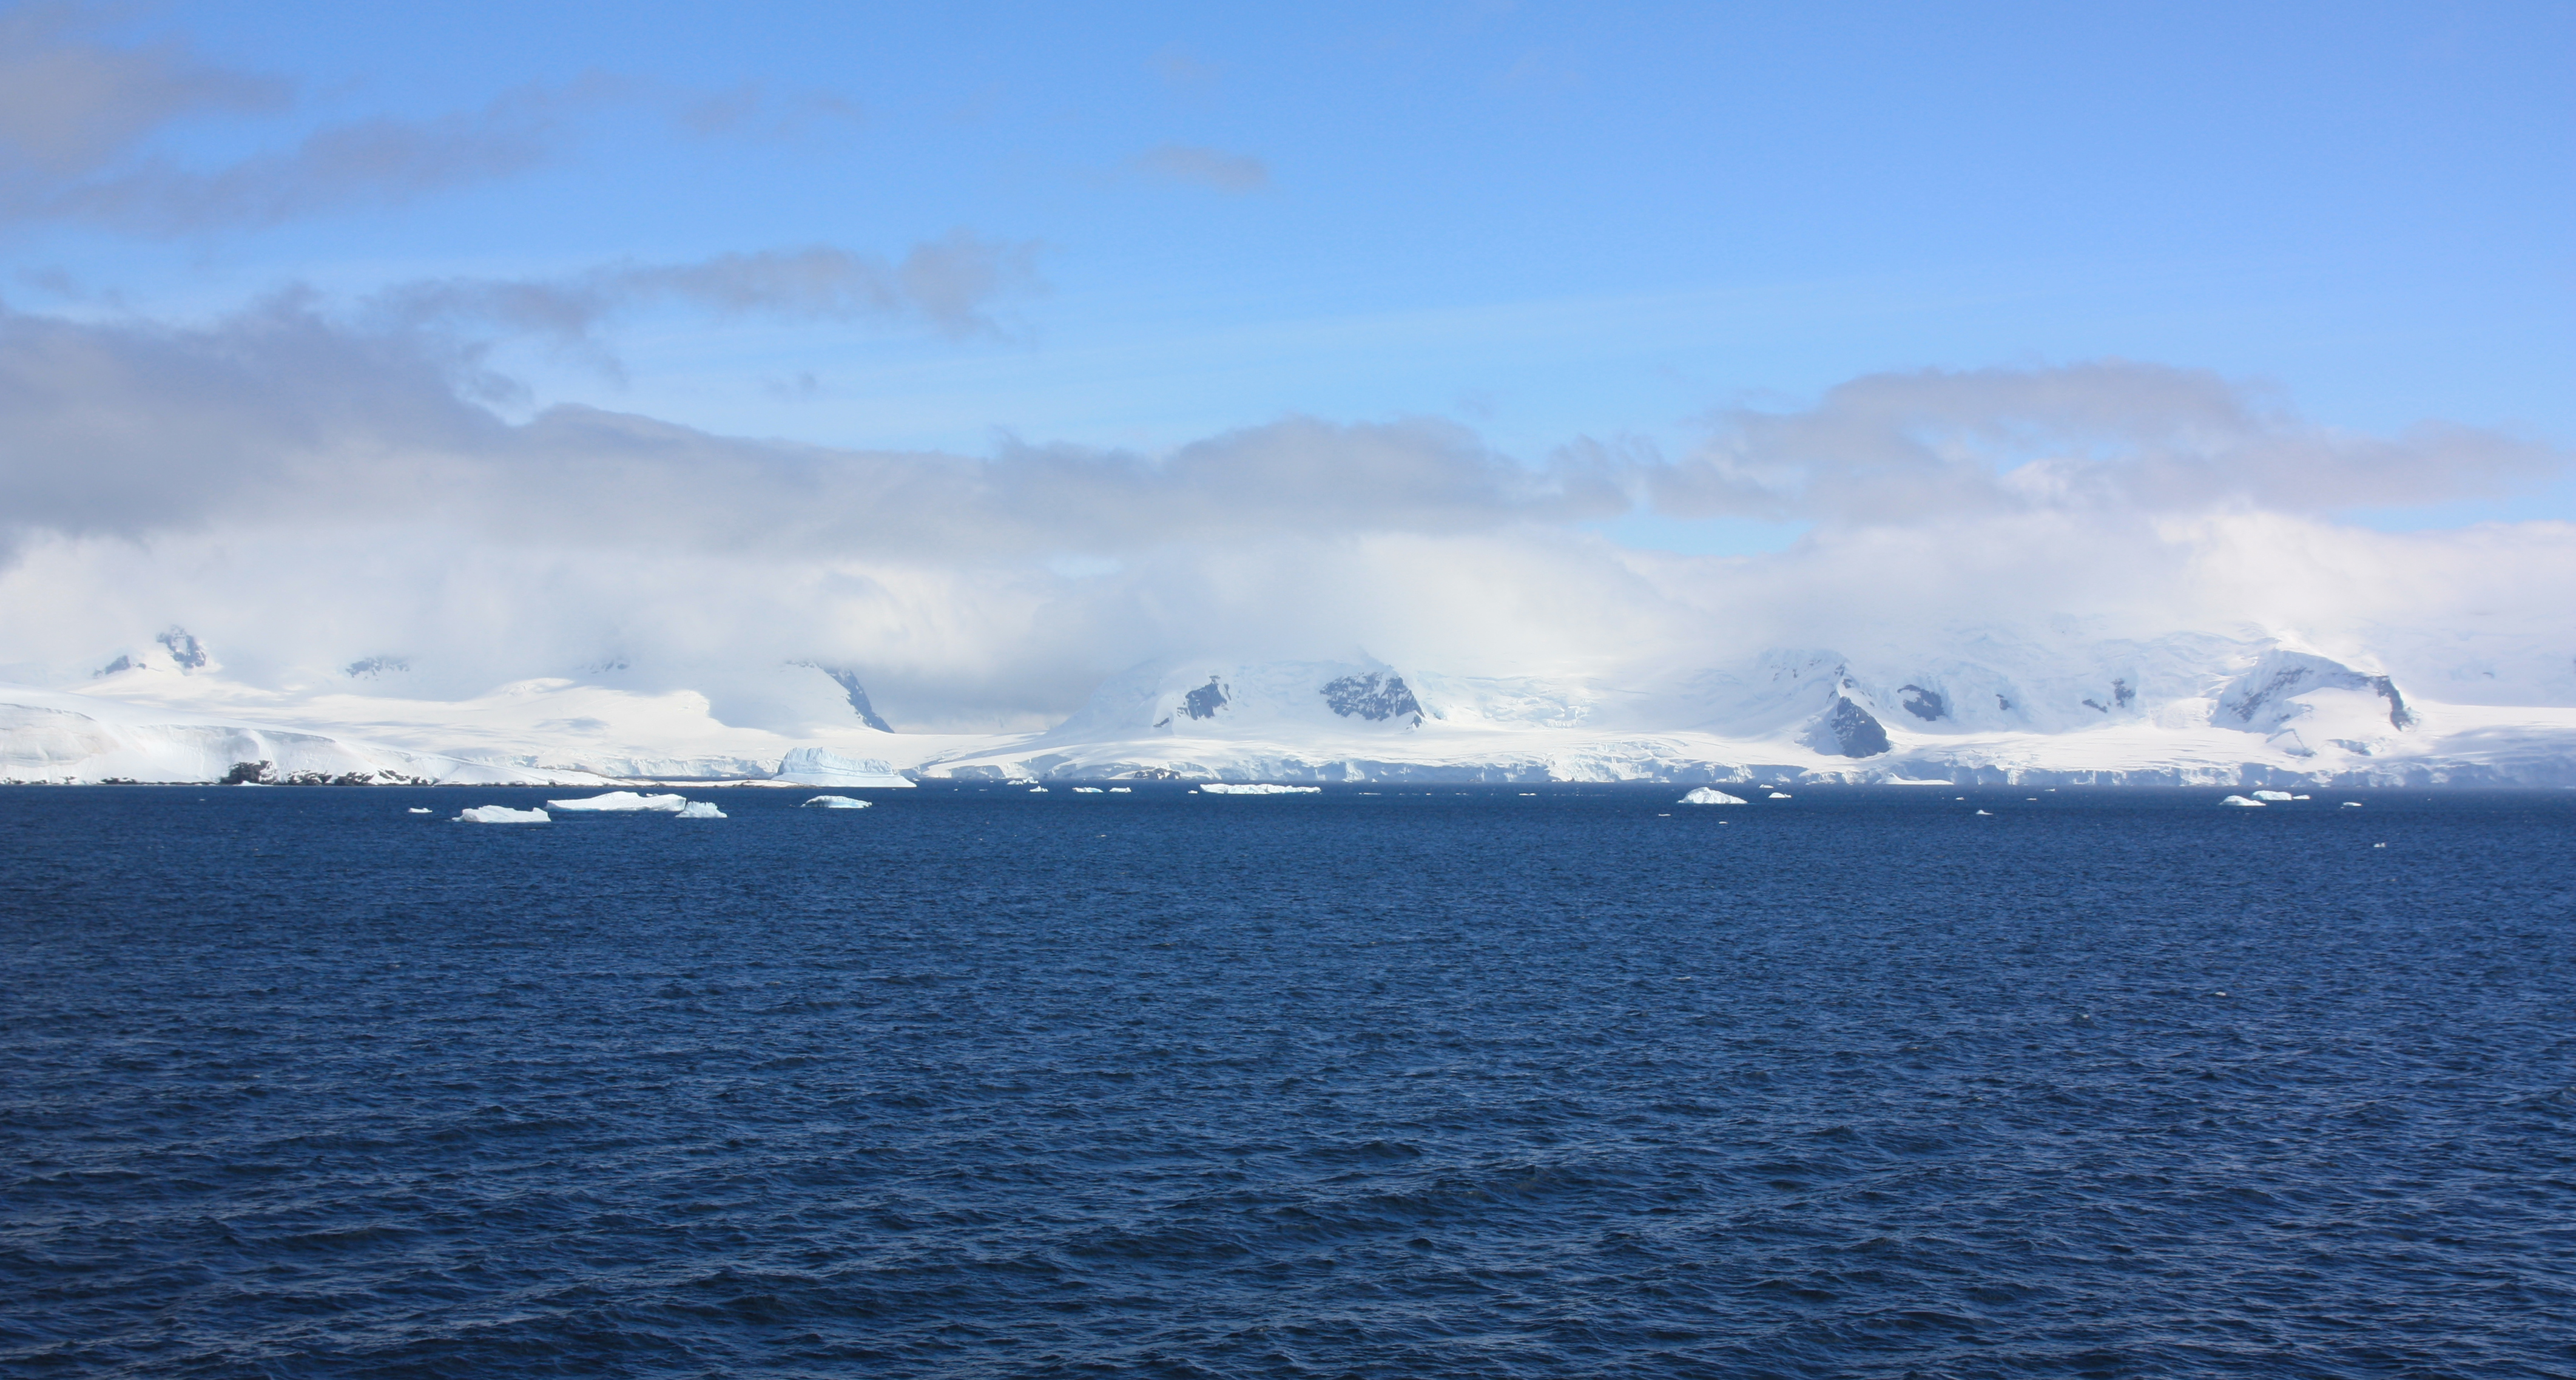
top-left (0, 295), bottom-right (2566, 729)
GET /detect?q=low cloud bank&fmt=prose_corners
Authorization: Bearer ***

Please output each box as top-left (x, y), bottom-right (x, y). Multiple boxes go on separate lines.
top-left (0, 296), bottom-right (2566, 730)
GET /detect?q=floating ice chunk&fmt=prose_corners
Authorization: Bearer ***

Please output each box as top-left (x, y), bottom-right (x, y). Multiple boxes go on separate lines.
top-left (2220, 794), bottom-right (2267, 807)
top-left (1028, 786), bottom-right (1048, 793)
top-left (2293, 794), bottom-right (2311, 800)
top-left (675, 800), bottom-right (726, 819)
top-left (1073, 786), bottom-right (1104, 793)
top-left (1767, 791), bottom-right (1793, 800)
top-left (1975, 809), bottom-right (1992, 816)
top-left (1108, 786), bottom-right (1132, 793)
top-left (2251, 790), bottom-right (2296, 802)
top-left (407, 807), bottom-right (432, 814)
top-left (547, 791), bottom-right (689, 813)
top-left (2342, 802), bottom-right (2363, 808)
top-left (1678, 787), bottom-right (1747, 805)
top-left (801, 796), bottom-right (871, 810)
top-left (772, 748), bottom-right (915, 788)
top-left (457, 805), bottom-right (548, 823)
top-left (1199, 782), bottom-right (1321, 795)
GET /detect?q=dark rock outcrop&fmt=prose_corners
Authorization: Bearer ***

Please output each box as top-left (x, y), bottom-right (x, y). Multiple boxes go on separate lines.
top-left (1815, 697), bottom-right (1892, 757)
top-left (1321, 672), bottom-right (1423, 726)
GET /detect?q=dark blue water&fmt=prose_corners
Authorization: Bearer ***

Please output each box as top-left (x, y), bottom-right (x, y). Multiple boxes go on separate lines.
top-left (4, 785), bottom-right (2571, 1378)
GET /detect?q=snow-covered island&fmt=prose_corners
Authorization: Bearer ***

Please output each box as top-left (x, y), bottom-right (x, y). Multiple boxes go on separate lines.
top-left (7, 626), bottom-right (2575, 788)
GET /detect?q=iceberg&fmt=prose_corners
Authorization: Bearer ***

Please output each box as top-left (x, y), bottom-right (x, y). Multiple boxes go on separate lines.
top-left (1073, 786), bottom-right (1104, 793)
top-left (1678, 787), bottom-right (1747, 805)
top-left (456, 805), bottom-right (548, 823)
top-left (675, 800), bottom-right (726, 819)
top-left (547, 791), bottom-right (691, 812)
top-left (1767, 791), bottom-right (1793, 800)
top-left (800, 795), bottom-right (871, 809)
top-left (1199, 782), bottom-right (1321, 795)
top-left (2342, 801), bottom-right (2363, 807)
top-left (1108, 786), bottom-right (1131, 792)
top-left (2251, 790), bottom-right (2296, 802)
top-left (2220, 794), bottom-right (2267, 807)
top-left (406, 807), bottom-right (432, 814)
top-left (770, 747), bottom-right (916, 788)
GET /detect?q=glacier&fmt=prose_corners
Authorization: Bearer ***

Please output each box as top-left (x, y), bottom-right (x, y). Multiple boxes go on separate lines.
top-left (9, 629), bottom-right (2576, 789)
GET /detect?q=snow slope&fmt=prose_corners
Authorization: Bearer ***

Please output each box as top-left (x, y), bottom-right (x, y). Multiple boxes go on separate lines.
top-left (10, 629), bottom-right (2574, 786)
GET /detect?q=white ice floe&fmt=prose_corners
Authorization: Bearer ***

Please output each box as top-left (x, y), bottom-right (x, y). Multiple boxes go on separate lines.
top-left (1767, 791), bottom-right (1793, 799)
top-left (801, 795), bottom-right (871, 809)
top-left (407, 807), bottom-right (431, 814)
top-left (2220, 794), bottom-right (2267, 807)
top-left (1199, 782), bottom-right (1321, 794)
top-left (1975, 808), bottom-right (1992, 815)
top-left (1678, 787), bottom-right (1748, 805)
top-left (1073, 786), bottom-right (1104, 793)
top-left (675, 800), bottom-right (726, 819)
top-left (1028, 785), bottom-right (1048, 793)
top-left (456, 805), bottom-right (548, 823)
top-left (2342, 801), bottom-right (2363, 807)
top-left (547, 791), bottom-right (691, 813)
top-left (1108, 786), bottom-right (1132, 792)
top-left (2251, 790), bottom-right (2296, 802)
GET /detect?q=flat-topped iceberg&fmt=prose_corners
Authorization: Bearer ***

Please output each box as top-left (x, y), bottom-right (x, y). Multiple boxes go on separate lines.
top-left (1678, 787), bottom-right (1747, 805)
top-left (547, 791), bottom-right (690, 812)
top-left (801, 795), bottom-right (871, 809)
top-left (1200, 782), bottom-right (1321, 795)
top-left (2220, 794), bottom-right (2266, 807)
top-left (771, 748), bottom-right (915, 788)
top-left (2251, 790), bottom-right (2296, 802)
top-left (457, 805), bottom-right (548, 823)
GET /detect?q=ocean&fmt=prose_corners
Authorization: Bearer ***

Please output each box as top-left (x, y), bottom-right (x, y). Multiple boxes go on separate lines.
top-left (4, 784), bottom-right (2571, 1377)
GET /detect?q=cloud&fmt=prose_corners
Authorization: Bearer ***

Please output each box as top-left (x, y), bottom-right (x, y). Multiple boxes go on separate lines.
top-left (0, 298), bottom-right (1612, 558)
top-left (0, 2), bottom-right (286, 178)
top-left (1649, 362), bottom-right (2559, 525)
top-left (17, 79), bottom-right (600, 234)
top-left (1132, 143), bottom-right (1269, 193)
top-left (1149, 44), bottom-right (1221, 90)
top-left (1, 297), bottom-right (2566, 727)
top-left (373, 231), bottom-right (1048, 354)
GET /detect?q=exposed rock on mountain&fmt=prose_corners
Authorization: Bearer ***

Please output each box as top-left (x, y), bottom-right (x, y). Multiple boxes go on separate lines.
top-left (1322, 672), bottom-right (1423, 726)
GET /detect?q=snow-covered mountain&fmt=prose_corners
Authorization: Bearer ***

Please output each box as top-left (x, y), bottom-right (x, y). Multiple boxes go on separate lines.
top-left (905, 635), bottom-right (2576, 786)
top-left (7, 626), bottom-right (2574, 786)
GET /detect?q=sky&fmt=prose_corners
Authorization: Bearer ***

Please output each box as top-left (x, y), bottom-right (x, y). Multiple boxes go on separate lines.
top-left (1, 1), bottom-right (2571, 728)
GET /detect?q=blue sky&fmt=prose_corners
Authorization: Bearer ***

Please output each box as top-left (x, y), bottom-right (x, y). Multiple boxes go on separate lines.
top-left (12, 3), bottom-right (2569, 478)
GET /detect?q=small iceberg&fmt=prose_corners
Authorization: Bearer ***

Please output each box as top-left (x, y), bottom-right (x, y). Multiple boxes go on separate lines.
top-left (457, 805), bottom-right (548, 824)
top-left (2220, 794), bottom-right (2267, 807)
top-left (1975, 809), bottom-right (1992, 816)
top-left (2342, 802), bottom-right (2363, 808)
top-left (1767, 791), bottom-right (1793, 800)
top-left (1028, 786), bottom-right (1048, 793)
top-left (2251, 790), bottom-right (2296, 802)
top-left (407, 807), bottom-right (432, 814)
top-left (1200, 783), bottom-right (1321, 795)
top-left (1073, 786), bottom-right (1104, 794)
top-left (547, 791), bottom-right (690, 813)
top-left (801, 796), bottom-right (871, 810)
top-left (1678, 787), bottom-right (1747, 805)
top-left (675, 801), bottom-right (726, 819)
top-left (1108, 786), bottom-right (1132, 793)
